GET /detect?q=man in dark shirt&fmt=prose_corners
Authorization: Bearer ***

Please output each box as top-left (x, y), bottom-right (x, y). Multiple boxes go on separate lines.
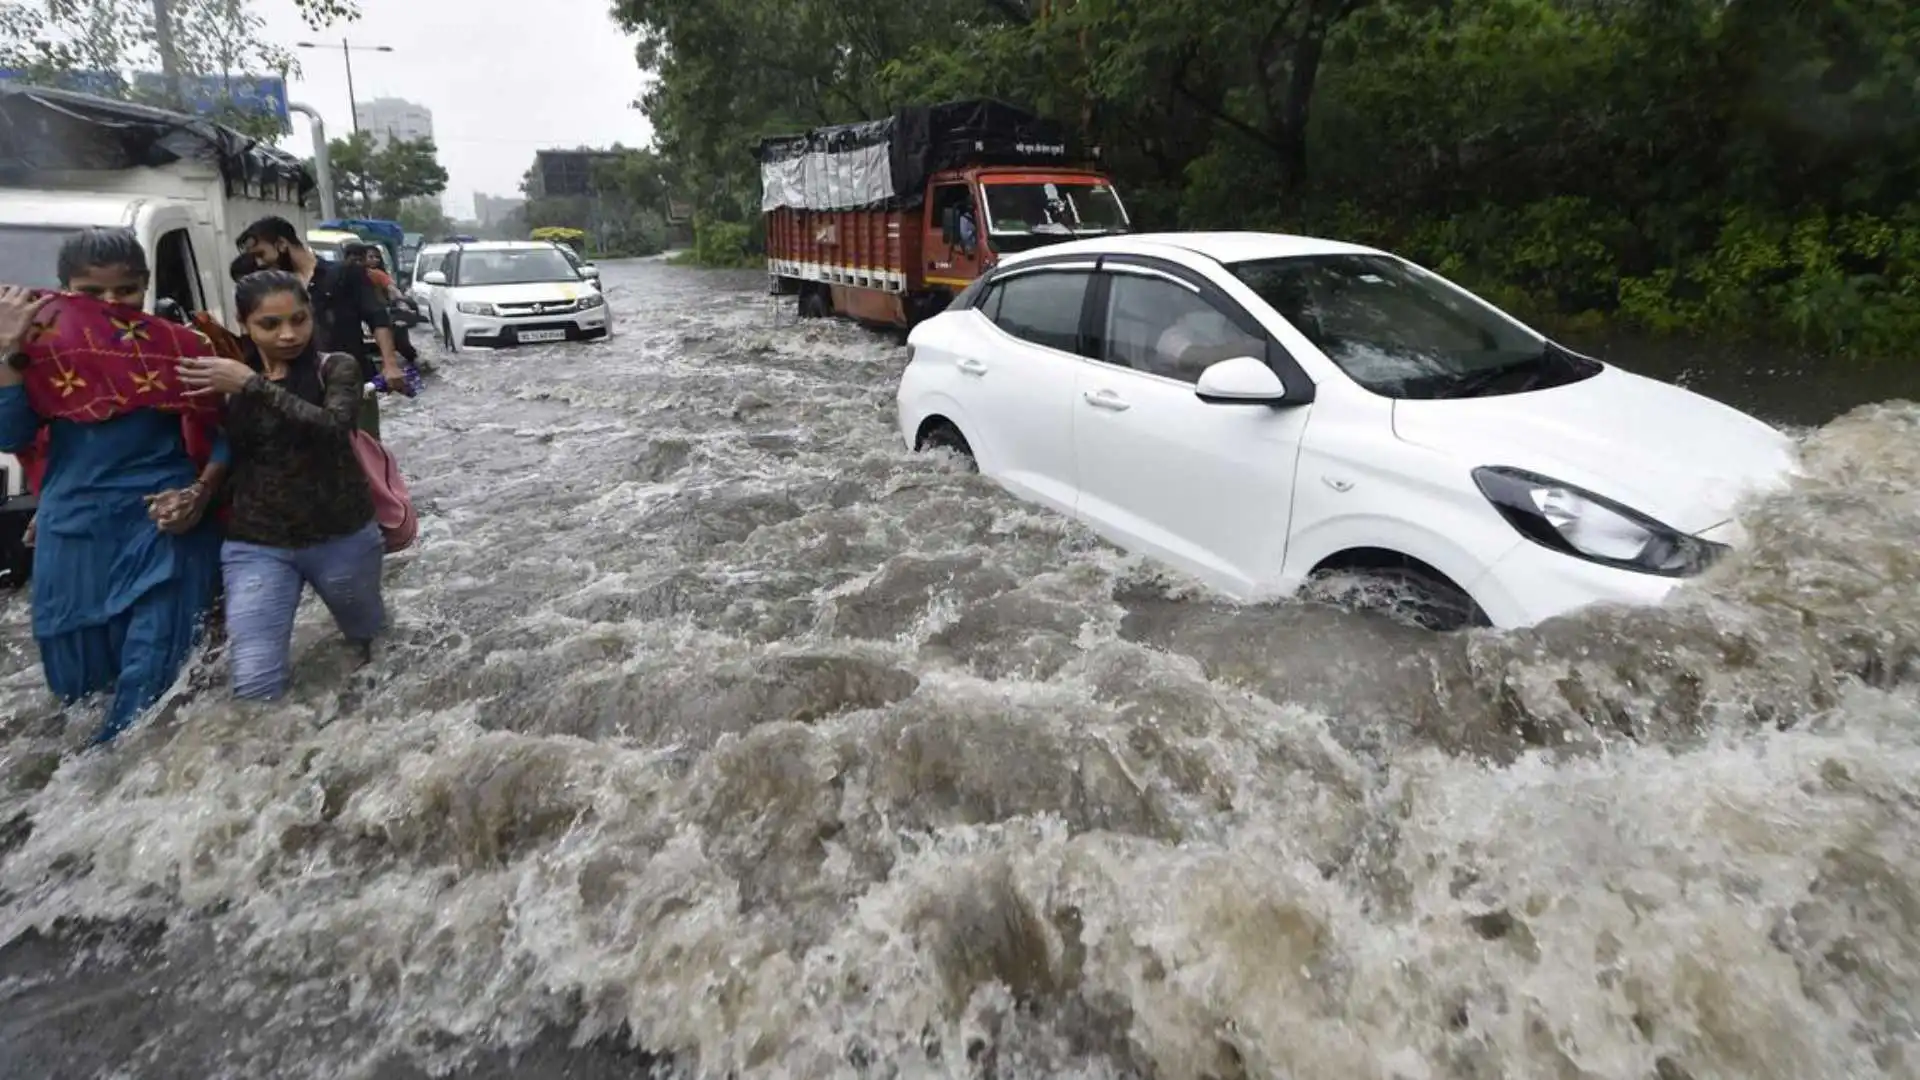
top-left (236, 217), bottom-right (406, 390)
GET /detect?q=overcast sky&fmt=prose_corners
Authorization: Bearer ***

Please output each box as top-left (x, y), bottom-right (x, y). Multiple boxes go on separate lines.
top-left (258, 0), bottom-right (655, 219)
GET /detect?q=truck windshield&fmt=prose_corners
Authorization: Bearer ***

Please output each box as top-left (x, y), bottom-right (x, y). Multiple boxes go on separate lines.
top-left (981, 181), bottom-right (1129, 237)
top-left (0, 225), bottom-right (80, 288)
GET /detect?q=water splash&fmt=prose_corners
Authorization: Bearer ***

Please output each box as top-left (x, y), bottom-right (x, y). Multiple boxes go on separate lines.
top-left (1, 262), bottom-right (1916, 1079)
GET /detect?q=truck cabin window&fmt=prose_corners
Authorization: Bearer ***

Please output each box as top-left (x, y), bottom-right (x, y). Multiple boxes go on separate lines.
top-left (980, 182), bottom-right (1128, 237)
top-left (153, 228), bottom-right (204, 317)
top-left (930, 184), bottom-right (976, 250)
top-left (0, 225), bottom-right (79, 289)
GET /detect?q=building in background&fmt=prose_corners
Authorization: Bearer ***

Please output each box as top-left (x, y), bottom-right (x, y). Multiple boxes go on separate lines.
top-left (526, 149), bottom-right (621, 199)
top-left (356, 96), bottom-right (433, 148)
top-left (473, 192), bottom-right (525, 230)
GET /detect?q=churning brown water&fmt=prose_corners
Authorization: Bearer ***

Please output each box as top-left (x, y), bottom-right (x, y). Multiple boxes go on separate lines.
top-left (2, 259), bottom-right (1918, 1080)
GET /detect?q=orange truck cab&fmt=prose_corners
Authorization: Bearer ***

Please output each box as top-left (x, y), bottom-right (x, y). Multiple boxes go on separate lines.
top-left (756, 99), bottom-right (1130, 328)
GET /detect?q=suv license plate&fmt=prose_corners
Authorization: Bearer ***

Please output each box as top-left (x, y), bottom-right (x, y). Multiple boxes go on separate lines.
top-left (518, 329), bottom-right (567, 343)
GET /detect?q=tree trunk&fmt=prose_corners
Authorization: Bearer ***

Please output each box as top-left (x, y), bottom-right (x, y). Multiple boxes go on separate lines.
top-left (149, 0), bottom-right (185, 108)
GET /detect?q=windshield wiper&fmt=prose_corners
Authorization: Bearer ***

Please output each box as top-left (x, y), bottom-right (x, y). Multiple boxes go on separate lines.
top-left (1435, 354), bottom-right (1548, 399)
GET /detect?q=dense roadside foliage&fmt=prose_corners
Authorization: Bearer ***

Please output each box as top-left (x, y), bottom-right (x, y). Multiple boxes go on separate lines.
top-left (614, 0), bottom-right (1920, 356)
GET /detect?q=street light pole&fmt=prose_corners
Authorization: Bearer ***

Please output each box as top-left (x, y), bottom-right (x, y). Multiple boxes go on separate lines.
top-left (341, 39), bottom-right (359, 134)
top-left (295, 39), bottom-right (395, 217)
top-left (295, 38), bottom-right (395, 136)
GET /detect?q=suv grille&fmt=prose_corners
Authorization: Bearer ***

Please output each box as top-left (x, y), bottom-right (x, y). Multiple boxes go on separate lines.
top-left (496, 299), bottom-right (581, 318)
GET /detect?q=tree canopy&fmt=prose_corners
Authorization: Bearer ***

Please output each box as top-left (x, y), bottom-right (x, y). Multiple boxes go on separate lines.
top-left (618, 0), bottom-right (1920, 355)
top-left (325, 132), bottom-right (450, 219)
top-left (0, 0), bottom-right (352, 140)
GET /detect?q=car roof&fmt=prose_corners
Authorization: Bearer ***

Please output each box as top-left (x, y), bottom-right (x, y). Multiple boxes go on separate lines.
top-left (997, 231), bottom-right (1387, 269)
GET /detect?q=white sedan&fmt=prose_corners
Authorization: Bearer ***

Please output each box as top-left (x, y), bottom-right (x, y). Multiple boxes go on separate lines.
top-left (896, 232), bottom-right (1798, 630)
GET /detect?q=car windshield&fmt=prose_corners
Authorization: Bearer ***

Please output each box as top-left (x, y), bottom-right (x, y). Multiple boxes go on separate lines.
top-left (1229, 253), bottom-right (1587, 399)
top-left (0, 225), bottom-right (79, 288)
top-left (980, 181), bottom-right (1129, 237)
top-left (455, 248), bottom-right (582, 286)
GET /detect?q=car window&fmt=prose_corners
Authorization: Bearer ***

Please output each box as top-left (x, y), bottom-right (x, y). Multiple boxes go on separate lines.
top-left (974, 281), bottom-right (1003, 321)
top-left (1102, 272), bottom-right (1264, 383)
top-left (991, 271), bottom-right (1089, 353)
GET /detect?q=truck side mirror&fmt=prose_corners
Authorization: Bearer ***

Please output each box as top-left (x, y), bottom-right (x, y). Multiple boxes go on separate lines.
top-left (941, 206), bottom-right (960, 246)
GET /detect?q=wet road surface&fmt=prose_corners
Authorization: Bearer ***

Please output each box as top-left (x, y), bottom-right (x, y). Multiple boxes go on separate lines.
top-left (3, 258), bottom-right (1919, 1079)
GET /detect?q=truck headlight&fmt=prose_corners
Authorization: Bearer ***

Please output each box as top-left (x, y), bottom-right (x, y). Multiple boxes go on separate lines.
top-left (1472, 466), bottom-right (1726, 577)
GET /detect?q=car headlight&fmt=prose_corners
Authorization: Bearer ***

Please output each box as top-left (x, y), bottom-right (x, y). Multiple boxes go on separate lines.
top-left (577, 292), bottom-right (605, 309)
top-left (457, 302), bottom-right (496, 316)
top-left (1472, 466), bottom-right (1726, 577)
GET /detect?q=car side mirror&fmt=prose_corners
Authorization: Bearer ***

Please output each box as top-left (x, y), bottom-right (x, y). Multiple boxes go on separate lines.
top-left (154, 297), bottom-right (190, 325)
top-left (1195, 356), bottom-right (1288, 405)
top-left (578, 263), bottom-right (600, 279)
top-left (941, 206), bottom-right (959, 246)
top-left (421, 270), bottom-right (447, 286)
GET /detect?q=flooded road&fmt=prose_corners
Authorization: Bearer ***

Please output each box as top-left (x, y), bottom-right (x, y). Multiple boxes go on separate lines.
top-left (3, 258), bottom-right (1919, 1079)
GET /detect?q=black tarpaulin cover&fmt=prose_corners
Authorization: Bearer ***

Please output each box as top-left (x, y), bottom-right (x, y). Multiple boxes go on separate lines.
top-left (0, 83), bottom-right (314, 200)
top-left (754, 99), bottom-right (1077, 212)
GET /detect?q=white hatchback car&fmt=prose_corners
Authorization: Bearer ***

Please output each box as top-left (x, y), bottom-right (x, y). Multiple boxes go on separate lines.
top-left (897, 232), bottom-right (1799, 630)
top-left (416, 241), bottom-right (611, 352)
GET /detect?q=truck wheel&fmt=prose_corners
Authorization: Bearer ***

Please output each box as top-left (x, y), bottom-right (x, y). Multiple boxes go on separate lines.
top-left (799, 287), bottom-right (831, 319)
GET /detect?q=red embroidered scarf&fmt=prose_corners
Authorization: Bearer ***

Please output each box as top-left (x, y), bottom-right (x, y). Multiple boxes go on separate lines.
top-left (12, 292), bottom-right (228, 496)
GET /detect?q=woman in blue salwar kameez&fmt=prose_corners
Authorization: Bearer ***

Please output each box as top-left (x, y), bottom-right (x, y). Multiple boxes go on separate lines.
top-left (0, 230), bottom-right (229, 744)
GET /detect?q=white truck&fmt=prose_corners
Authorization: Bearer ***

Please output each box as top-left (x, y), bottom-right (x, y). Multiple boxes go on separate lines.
top-left (0, 83), bottom-right (319, 586)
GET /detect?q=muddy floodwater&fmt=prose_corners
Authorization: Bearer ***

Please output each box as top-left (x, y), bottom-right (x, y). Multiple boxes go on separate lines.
top-left (2, 258), bottom-right (1918, 1080)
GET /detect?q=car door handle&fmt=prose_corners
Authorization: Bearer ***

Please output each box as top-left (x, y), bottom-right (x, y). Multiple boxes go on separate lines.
top-left (1082, 389), bottom-right (1130, 412)
top-left (956, 358), bottom-right (988, 376)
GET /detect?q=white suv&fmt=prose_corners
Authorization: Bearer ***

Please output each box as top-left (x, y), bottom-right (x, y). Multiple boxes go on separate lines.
top-left (416, 241), bottom-right (611, 351)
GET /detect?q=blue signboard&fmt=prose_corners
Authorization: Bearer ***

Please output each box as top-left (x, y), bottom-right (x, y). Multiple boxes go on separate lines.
top-left (0, 67), bottom-right (125, 97)
top-left (0, 68), bottom-right (288, 126)
top-left (132, 72), bottom-right (289, 125)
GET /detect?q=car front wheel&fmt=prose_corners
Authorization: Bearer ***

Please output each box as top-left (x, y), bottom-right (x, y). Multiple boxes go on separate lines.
top-left (914, 419), bottom-right (977, 471)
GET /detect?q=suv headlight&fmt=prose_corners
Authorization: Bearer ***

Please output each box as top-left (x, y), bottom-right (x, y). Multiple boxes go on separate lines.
top-left (457, 301), bottom-right (496, 316)
top-left (577, 292), bottom-right (605, 309)
top-left (1472, 466), bottom-right (1727, 577)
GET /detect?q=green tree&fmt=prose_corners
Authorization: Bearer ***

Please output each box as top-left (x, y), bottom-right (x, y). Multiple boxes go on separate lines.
top-left (518, 146), bottom-right (672, 256)
top-left (0, 0), bottom-right (351, 138)
top-left (326, 132), bottom-right (450, 218)
top-left (617, 0), bottom-right (1920, 354)
top-left (394, 197), bottom-right (452, 239)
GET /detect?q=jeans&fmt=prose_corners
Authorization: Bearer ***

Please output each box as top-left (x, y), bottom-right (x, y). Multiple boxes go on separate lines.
top-left (222, 521), bottom-right (386, 700)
